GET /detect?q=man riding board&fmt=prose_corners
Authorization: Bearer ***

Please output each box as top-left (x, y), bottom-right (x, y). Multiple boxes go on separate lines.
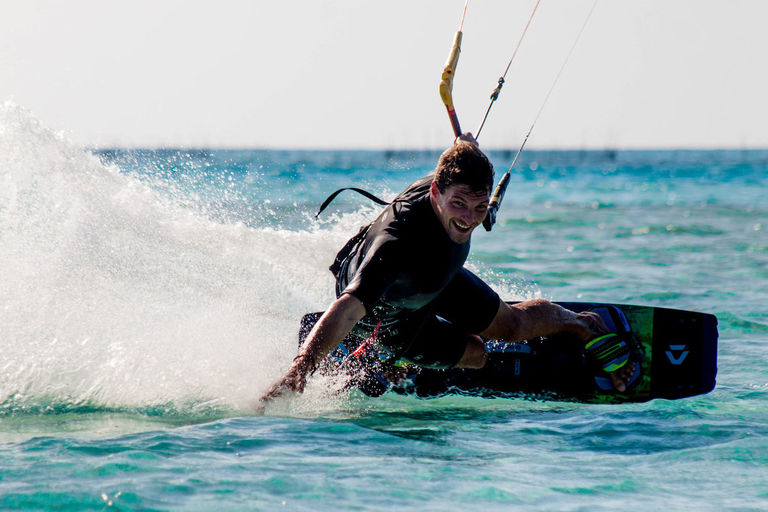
top-left (262, 138), bottom-right (636, 402)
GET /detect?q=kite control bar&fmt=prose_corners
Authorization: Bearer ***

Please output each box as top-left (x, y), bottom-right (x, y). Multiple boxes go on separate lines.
top-left (439, 30), bottom-right (463, 138)
top-left (439, 1), bottom-right (468, 138)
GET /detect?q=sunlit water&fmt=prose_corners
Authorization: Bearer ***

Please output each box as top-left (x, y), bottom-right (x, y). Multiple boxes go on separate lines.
top-left (1, 101), bottom-right (766, 510)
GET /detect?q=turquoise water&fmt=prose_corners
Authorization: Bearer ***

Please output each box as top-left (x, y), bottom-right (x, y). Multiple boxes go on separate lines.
top-left (1, 102), bottom-right (767, 510)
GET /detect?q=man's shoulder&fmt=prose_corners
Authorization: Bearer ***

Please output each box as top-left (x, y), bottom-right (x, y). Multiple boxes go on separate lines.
top-left (396, 175), bottom-right (434, 202)
top-left (354, 174), bottom-right (442, 270)
top-left (392, 176), bottom-right (435, 223)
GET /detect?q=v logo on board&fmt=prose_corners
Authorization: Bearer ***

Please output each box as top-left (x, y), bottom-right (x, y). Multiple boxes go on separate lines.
top-left (665, 345), bottom-right (690, 365)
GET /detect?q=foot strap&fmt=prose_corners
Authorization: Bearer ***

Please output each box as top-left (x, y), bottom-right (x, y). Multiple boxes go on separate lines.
top-left (584, 333), bottom-right (630, 373)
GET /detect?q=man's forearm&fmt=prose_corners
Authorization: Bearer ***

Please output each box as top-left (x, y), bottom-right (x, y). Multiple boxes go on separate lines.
top-left (297, 293), bottom-right (367, 370)
top-left (260, 293), bottom-right (367, 402)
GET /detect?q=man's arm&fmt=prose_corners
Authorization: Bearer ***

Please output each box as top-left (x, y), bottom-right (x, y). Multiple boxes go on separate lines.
top-left (260, 293), bottom-right (366, 403)
top-left (480, 298), bottom-right (606, 343)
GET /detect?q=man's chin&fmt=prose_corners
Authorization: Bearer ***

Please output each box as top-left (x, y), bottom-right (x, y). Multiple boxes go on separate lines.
top-left (449, 228), bottom-right (473, 243)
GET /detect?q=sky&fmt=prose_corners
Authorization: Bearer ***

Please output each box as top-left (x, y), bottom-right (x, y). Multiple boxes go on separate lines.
top-left (2, 0), bottom-right (767, 150)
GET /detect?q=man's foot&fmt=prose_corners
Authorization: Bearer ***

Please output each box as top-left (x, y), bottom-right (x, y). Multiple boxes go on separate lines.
top-left (608, 361), bottom-right (637, 392)
top-left (584, 333), bottom-right (639, 392)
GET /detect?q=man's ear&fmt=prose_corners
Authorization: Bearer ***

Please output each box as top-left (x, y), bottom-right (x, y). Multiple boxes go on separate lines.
top-left (430, 180), bottom-right (440, 197)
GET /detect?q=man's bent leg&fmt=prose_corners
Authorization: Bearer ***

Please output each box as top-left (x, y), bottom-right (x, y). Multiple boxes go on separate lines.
top-left (481, 299), bottom-right (637, 391)
top-left (455, 334), bottom-right (488, 369)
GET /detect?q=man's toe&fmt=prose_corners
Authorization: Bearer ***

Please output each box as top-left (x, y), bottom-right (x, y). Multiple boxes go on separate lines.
top-left (609, 362), bottom-right (636, 392)
top-left (610, 372), bottom-right (627, 392)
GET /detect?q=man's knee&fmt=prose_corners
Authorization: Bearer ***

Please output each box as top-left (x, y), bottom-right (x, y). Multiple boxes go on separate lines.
top-left (455, 334), bottom-right (488, 369)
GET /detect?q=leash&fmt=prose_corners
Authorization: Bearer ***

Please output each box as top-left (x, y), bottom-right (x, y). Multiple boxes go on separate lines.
top-left (351, 320), bottom-right (382, 358)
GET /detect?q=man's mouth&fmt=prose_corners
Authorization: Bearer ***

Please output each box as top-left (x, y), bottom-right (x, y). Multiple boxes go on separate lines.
top-left (452, 220), bottom-right (472, 233)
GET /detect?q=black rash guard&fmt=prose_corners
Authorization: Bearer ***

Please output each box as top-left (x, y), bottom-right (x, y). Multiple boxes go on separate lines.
top-left (330, 175), bottom-right (500, 368)
top-left (336, 176), bottom-right (469, 323)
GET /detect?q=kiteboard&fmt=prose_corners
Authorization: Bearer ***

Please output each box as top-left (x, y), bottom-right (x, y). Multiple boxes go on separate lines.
top-left (298, 302), bottom-right (718, 403)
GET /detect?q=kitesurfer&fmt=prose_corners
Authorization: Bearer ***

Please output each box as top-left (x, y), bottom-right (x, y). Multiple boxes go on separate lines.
top-left (262, 136), bottom-right (636, 402)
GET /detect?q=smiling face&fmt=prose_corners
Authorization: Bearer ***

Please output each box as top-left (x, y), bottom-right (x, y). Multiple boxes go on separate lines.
top-left (430, 181), bottom-right (490, 244)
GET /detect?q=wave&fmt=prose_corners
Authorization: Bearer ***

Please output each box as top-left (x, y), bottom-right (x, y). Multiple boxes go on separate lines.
top-left (0, 102), bottom-right (373, 414)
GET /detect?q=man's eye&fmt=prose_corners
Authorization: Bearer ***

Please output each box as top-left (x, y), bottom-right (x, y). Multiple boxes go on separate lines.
top-left (476, 205), bottom-right (488, 212)
top-left (453, 201), bottom-right (465, 208)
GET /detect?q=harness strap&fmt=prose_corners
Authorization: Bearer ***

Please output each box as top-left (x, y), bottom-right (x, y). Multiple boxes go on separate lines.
top-left (315, 188), bottom-right (389, 218)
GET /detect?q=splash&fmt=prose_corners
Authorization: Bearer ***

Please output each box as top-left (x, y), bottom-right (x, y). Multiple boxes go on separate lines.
top-left (0, 102), bottom-right (364, 414)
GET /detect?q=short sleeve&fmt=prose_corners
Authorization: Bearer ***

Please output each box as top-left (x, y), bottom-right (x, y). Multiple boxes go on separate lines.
top-left (340, 240), bottom-right (400, 314)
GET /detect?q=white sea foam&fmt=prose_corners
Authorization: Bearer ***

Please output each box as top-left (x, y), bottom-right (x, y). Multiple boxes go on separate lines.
top-left (0, 102), bottom-right (368, 412)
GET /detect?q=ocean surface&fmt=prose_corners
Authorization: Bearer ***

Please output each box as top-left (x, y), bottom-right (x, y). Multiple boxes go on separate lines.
top-left (1, 101), bottom-right (766, 511)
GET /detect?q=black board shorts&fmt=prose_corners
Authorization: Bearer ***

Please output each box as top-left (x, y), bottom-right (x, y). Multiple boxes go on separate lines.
top-left (351, 268), bottom-right (500, 369)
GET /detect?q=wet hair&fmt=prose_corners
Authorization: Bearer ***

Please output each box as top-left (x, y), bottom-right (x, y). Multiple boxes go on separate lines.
top-left (433, 141), bottom-right (495, 194)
